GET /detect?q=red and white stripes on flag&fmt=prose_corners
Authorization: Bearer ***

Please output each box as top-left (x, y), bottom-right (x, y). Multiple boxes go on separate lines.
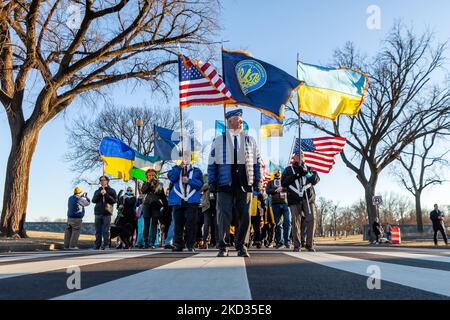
top-left (293, 136), bottom-right (347, 174)
top-left (178, 54), bottom-right (234, 108)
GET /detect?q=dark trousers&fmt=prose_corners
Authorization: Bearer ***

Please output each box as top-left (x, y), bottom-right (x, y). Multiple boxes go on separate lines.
top-left (203, 209), bottom-right (219, 245)
top-left (289, 200), bottom-right (316, 249)
top-left (434, 224), bottom-right (448, 245)
top-left (261, 222), bottom-right (275, 246)
top-left (94, 215), bottom-right (111, 249)
top-left (217, 190), bottom-right (252, 250)
top-left (250, 215), bottom-right (262, 245)
top-left (174, 206), bottom-right (197, 250)
top-left (195, 207), bottom-right (204, 242)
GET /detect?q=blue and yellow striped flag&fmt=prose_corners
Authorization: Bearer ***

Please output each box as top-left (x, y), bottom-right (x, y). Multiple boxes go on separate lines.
top-left (99, 137), bottom-right (135, 182)
top-left (260, 113), bottom-right (283, 138)
top-left (297, 62), bottom-right (368, 120)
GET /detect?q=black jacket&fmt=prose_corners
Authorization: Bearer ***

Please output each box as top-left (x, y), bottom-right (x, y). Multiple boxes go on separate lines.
top-left (281, 164), bottom-right (319, 205)
top-left (141, 181), bottom-right (167, 218)
top-left (92, 186), bottom-right (117, 216)
top-left (430, 210), bottom-right (445, 228)
top-left (117, 194), bottom-right (137, 225)
top-left (266, 178), bottom-right (288, 205)
top-left (372, 221), bottom-right (381, 235)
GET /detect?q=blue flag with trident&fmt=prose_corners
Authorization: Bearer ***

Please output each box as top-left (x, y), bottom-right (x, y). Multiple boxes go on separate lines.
top-left (222, 49), bottom-right (301, 120)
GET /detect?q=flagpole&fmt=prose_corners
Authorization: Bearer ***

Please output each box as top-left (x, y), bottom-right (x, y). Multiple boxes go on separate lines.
top-left (221, 45), bottom-right (228, 131)
top-left (297, 52), bottom-right (313, 218)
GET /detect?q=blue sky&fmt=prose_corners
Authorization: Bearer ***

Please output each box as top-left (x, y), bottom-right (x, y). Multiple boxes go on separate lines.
top-left (1, 0), bottom-right (450, 222)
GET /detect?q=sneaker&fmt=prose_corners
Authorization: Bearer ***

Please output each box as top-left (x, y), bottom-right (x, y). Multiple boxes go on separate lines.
top-left (217, 249), bottom-right (229, 257)
top-left (172, 247), bottom-right (183, 252)
top-left (306, 247), bottom-right (316, 252)
top-left (285, 244), bottom-right (291, 249)
top-left (151, 245), bottom-right (156, 249)
top-left (275, 243), bottom-right (284, 249)
top-left (237, 248), bottom-right (250, 258)
top-left (266, 243), bottom-right (274, 248)
top-left (256, 243), bottom-right (262, 249)
top-left (293, 247), bottom-right (300, 253)
top-left (200, 243), bottom-right (208, 250)
top-left (164, 244), bottom-right (174, 250)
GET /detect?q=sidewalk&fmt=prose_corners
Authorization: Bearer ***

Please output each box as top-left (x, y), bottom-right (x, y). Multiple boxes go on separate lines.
top-left (315, 235), bottom-right (449, 249)
top-left (0, 231), bottom-right (95, 253)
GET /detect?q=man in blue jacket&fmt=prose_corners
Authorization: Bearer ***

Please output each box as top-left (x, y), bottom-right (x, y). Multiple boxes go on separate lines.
top-left (65, 187), bottom-right (90, 249)
top-left (208, 109), bottom-right (262, 258)
top-left (168, 153), bottom-right (204, 252)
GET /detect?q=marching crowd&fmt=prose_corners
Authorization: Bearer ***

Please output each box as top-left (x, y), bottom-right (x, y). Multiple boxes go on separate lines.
top-left (65, 109), bottom-right (320, 256)
top-left (64, 108), bottom-right (449, 254)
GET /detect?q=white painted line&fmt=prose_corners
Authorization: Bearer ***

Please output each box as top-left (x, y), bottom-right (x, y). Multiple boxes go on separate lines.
top-left (285, 252), bottom-right (450, 297)
top-left (0, 251), bottom-right (83, 263)
top-left (53, 252), bottom-right (252, 300)
top-left (362, 251), bottom-right (450, 264)
top-left (0, 252), bottom-right (157, 280)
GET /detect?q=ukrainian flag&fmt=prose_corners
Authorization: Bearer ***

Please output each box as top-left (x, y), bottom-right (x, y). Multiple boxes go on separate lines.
top-left (99, 137), bottom-right (135, 182)
top-left (297, 62), bottom-right (368, 120)
top-left (260, 113), bottom-right (283, 138)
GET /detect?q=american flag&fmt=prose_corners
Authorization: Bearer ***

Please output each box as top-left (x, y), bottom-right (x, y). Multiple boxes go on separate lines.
top-left (260, 158), bottom-right (272, 187)
top-left (293, 136), bottom-right (347, 174)
top-left (179, 54), bottom-right (234, 108)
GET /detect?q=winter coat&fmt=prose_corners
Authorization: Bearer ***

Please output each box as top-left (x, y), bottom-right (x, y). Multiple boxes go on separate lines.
top-left (208, 132), bottom-right (261, 192)
top-left (141, 181), bottom-right (167, 218)
top-left (168, 165), bottom-right (203, 207)
top-left (92, 186), bottom-right (117, 216)
top-left (266, 178), bottom-right (288, 205)
top-left (67, 194), bottom-right (90, 219)
top-left (281, 164), bottom-right (320, 205)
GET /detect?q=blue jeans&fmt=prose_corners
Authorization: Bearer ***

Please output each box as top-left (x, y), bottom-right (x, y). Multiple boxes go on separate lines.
top-left (164, 208), bottom-right (175, 245)
top-left (273, 204), bottom-right (291, 245)
top-left (94, 215), bottom-right (111, 249)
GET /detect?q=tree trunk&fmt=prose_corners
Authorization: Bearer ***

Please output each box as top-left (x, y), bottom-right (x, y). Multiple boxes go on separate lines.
top-left (415, 192), bottom-right (424, 233)
top-left (0, 127), bottom-right (40, 238)
top-left (364, 183), bottom-right (377, 242)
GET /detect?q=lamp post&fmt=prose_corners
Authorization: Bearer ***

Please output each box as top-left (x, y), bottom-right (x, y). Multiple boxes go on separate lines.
top-left (135, 118), bottom-right (144, 193)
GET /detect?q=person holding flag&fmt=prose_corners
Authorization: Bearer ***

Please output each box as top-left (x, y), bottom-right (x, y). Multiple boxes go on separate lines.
top-left (168, 152), bottom-right (204, 252)
top-left (281, 153), bottom-right (320, 252)
top-left (208, 109), bottom-right (262, 258)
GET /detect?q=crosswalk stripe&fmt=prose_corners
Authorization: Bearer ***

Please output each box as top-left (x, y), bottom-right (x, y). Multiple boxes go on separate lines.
top-left (0, 251), bottom-right (157, 280)
top-left (285, 252), bottom-right (450, 297)
top-left (53, 252), bottom-right (252, 300)
top-left (361, 251), bottom-right (450, 264)
top-left (0, 251), bottom-right (84, 264)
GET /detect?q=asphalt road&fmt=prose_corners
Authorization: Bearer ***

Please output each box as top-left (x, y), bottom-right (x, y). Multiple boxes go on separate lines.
top-left (1, 245), bottom-right (449, 300)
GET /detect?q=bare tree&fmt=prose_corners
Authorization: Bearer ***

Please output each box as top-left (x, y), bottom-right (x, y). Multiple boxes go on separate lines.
top-left (65, 103), bottom-right (193, 177)
top-left (393, 132), bottom-right (449, 231)
top-left (316, 197), bottom-right (333, 237)
top-left (286, 24), bottom-right (450, 240)
top-left (0, 0), bottom-right (218, 237)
